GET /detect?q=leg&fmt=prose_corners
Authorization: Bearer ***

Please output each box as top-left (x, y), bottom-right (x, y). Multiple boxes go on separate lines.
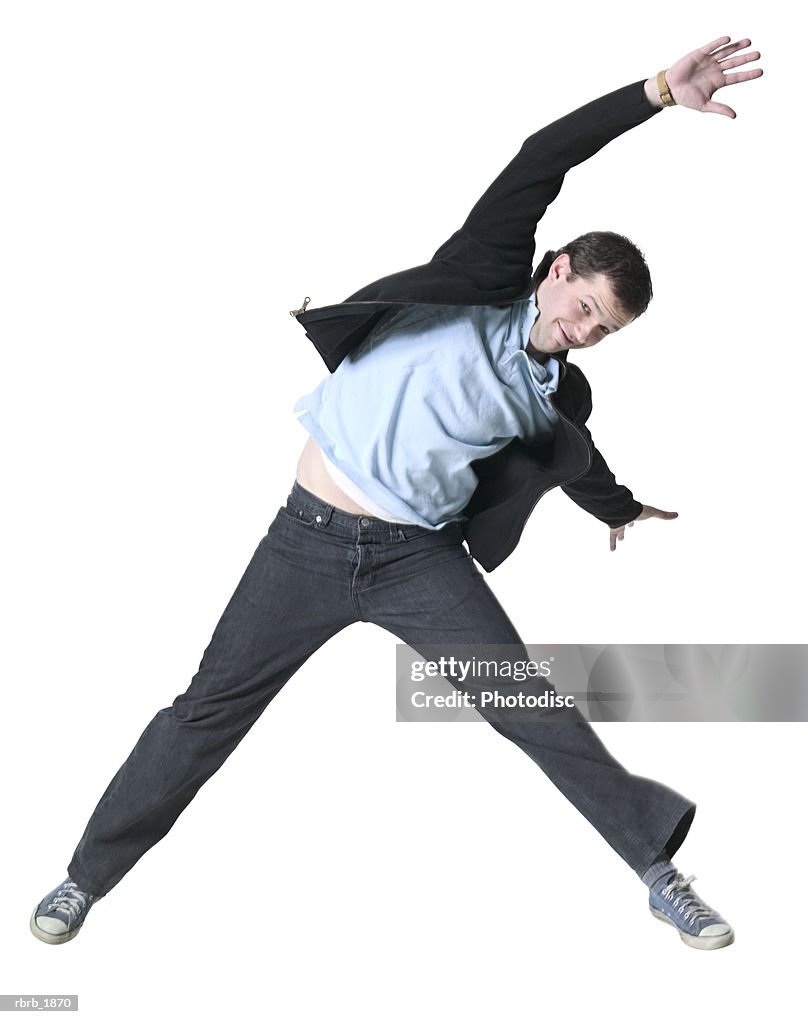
top-left (361, 523), bottom-right (695, 879)
top-left (68, 496), bottom-right (359, 898)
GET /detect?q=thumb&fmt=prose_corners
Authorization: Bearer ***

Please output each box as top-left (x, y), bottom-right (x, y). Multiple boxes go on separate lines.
top-left (702, 100), bottom-right (736, 118)
top-left (643, 506), bottom-right (679, 520)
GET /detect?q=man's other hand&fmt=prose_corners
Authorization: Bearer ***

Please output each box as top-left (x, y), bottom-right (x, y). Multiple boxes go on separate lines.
top-left (609, 506), bottom-right (678, 552)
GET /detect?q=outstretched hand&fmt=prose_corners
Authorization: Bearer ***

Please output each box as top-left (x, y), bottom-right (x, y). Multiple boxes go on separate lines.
top-left (664, 36), bottom-right (763, 118)
top-left (609, 505), bottom-right (678, 553)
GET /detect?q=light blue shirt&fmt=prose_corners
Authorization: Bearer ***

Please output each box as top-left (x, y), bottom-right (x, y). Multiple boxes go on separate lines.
top-left (293, 291), bottom-right (560, 529)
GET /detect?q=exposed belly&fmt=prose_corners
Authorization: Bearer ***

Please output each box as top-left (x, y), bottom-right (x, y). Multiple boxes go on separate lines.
top-left (295, 435), bottom-right (373, 515)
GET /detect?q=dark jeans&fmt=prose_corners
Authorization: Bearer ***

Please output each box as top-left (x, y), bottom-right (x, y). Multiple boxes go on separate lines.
top-left (68, 482), bottom-right (695, 898)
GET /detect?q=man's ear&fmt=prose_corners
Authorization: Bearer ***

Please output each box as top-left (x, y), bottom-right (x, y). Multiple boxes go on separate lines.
top-left (550, 252), bottom-right (571, 280)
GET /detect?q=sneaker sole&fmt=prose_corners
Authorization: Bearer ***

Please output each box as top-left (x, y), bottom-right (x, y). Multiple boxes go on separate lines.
top-left (29, 908), bottom-right (83, 945)
top-left (650, 907), bottom-right (734, 950)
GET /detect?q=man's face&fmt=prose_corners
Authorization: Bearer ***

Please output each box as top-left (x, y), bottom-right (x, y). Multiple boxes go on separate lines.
top-left (527, 253), bottom-right (633, 358)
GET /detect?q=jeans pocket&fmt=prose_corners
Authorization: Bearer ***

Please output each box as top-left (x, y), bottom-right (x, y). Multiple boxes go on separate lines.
top-left (280, 504), bottom-right (319, 528)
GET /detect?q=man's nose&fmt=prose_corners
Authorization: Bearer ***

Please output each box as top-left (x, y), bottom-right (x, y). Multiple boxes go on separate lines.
top-left (572, 318), bottom-right (599, 346)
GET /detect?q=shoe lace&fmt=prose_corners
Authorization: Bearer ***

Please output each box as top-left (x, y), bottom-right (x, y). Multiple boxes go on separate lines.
top-left (660, 873), bottom-right (718, 926)
top-left (46, 882), bottom-right (92, 924)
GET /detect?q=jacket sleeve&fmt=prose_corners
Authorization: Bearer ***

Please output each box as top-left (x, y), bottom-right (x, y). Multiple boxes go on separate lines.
top-left (430, 80), bottom-right (661, 293)
top-left (561, 422), bottom-right (644, 528)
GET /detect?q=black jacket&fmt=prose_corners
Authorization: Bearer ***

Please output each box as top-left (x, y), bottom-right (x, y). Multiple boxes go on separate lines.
top-left (293, 80), bottom-right (661, 571)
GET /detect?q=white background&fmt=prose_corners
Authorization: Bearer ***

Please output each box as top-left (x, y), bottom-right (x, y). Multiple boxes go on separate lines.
top-left (1, 2), bottom-right (803, 1021)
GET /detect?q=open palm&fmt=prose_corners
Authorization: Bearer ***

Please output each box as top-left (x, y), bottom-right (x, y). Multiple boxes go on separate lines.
top-left (666, 36), bottom-right (763, 118)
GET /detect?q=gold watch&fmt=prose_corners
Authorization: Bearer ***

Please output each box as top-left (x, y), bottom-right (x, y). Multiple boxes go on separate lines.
top-left (656, 69), bottom-right (676, 107)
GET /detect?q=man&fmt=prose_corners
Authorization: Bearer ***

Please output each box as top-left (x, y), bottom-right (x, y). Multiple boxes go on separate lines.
top-left (31, 36), bottom-right (762, 950)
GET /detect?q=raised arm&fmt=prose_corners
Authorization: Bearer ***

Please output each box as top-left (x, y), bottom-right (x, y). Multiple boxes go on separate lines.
top-left (343, 37), bottom-right (761, 310)
top-left (429, 80), bottom-right (660, 294)
top-left (431, 36), bottom-right (762, 294)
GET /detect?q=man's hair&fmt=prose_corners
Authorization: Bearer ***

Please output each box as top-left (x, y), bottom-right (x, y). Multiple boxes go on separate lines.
top-left (531, 231), bottom-right (653, 320)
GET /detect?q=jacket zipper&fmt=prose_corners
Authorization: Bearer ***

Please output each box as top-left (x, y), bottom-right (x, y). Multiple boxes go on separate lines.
top-left (289, 295), bottom-right (536, 317)
top-left (289, 296), bottom-right (311, 317)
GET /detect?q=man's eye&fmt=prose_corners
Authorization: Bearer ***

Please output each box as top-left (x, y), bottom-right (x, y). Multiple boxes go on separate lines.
top-left (601, 325), bottom-right (610, 336)
top-left (581, 302), bottom-right (590, 314)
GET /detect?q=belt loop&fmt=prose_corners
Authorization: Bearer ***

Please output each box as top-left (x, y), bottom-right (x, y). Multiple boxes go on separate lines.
top-left (315, 503), bottom-right (334, 528)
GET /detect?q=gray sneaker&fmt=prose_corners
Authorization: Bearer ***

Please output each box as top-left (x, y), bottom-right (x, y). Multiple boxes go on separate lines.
top-left (649, 872), bottom-right (734, 950)
top-left (30, 879), bottom-right (96, 945)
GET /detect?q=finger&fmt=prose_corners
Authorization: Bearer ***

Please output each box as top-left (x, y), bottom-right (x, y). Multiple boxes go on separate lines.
top-left (650, 509), bottom-right (679, 520)
top-left (718, 50), bottom-right (761, 70)
top-left (698, 35), bottom-right (732, 55)
top-left (628, 521), bottom-right (634, 528)
top-left (711, 37), bottom-right (752, 58)
top-left (702, 100), bottom-right (736, 118)
top-left (723, 68), bottom-right (764, 86)
top-left (610, 532), bottom-right (616, 552)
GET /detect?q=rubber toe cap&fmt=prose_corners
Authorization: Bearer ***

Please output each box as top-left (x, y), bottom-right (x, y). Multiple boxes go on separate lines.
top-left (35, 915), bottom-right (68, 935)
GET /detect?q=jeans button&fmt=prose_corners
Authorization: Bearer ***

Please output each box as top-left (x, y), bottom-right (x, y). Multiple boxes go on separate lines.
top-left (315, 514), bottom-right (322, 524)
top-left (360, 516), bottom-right (370, 527)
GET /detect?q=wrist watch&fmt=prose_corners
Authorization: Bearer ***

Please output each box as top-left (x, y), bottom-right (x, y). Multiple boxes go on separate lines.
top-left (656, 69), bottom-right (677, 107)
